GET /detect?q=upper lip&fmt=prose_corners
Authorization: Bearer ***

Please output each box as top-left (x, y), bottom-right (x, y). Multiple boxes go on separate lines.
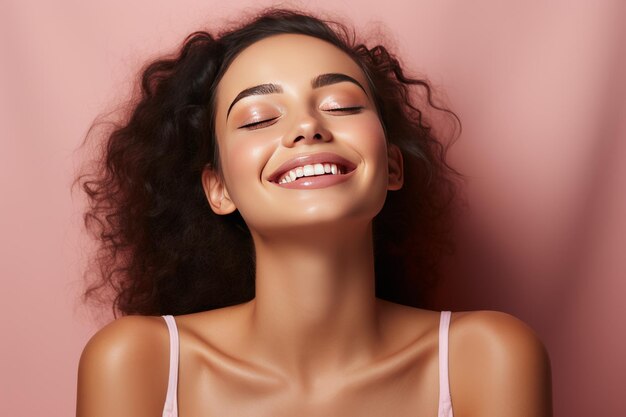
top-left (267, 151), bottom-right (358, 183)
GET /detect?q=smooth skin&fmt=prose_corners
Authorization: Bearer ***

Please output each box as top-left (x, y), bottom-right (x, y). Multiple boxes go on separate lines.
top-left (76, 34), bottom-right (553, 417)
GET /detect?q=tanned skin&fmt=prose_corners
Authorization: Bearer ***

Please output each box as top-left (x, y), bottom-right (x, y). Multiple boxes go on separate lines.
top-left (77, 34), bottom-right (553, 417)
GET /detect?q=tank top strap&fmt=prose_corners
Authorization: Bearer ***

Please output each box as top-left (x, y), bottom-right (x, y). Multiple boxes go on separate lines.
top-left (161, 315), bottom-right (179, 417)
top-left (438, 310), bottom-right (454, 417)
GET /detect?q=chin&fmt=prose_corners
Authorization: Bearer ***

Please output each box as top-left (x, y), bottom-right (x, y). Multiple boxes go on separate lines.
top-left (253, 203), bottom-right (382, 236)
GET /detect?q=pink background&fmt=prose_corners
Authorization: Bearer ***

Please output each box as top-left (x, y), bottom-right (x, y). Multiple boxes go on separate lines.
top-left (1, 0), bottom-right (624, 416)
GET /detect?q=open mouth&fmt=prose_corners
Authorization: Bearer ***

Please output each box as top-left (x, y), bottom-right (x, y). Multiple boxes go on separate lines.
top-left (274, 162), bottom-right (354, 184)
top-left (267, 152), bottom-right (358, 184)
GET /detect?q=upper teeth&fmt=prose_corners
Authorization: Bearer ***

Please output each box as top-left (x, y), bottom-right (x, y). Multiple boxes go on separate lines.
top-left (278, 163), bottom-right (342, 184)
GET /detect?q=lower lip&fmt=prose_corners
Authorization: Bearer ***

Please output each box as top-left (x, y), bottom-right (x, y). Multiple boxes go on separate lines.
top-left (272, 170), bottom-right (355, 189)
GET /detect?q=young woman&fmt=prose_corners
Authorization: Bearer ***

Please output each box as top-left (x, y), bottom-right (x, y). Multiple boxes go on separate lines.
top-left (75, 8), bottom-right (552, 417)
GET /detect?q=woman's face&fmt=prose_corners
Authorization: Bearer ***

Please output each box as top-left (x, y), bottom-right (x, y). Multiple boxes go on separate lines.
top-left (205, 33), bottom-right (402, 236)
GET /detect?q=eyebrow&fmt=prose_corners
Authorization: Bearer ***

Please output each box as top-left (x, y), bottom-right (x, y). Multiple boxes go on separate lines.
top-left (226, 73), bottom-right (368, 120)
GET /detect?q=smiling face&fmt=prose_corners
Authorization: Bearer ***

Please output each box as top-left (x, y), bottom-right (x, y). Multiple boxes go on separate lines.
top-left (202, 33), bottom-right (403, 237)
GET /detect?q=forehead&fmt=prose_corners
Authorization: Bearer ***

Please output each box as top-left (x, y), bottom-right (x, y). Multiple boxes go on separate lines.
top-left (215, 34), bottom-right (369, 109)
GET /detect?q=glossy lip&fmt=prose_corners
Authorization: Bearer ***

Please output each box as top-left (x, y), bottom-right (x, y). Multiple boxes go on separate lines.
top-left (267, 151), bottom-right (357, 183)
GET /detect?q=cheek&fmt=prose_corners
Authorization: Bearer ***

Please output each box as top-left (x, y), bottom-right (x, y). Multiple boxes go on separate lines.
top-left (219, 133), bottom-right (274, 199)
top-left (338, 114), bottom-right (388, 162)
top-left (365, 117), bottom-right (388, 156)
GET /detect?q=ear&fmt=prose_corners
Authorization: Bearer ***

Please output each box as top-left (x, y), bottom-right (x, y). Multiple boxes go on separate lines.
top-left (201, 165), bottom-right (237, 215)
top-left (387, 143), bottom-right (404, 191)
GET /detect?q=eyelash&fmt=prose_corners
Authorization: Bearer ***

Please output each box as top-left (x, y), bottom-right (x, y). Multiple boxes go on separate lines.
top-left (240, 117), bottom-right (280, 130)
top-left (240, 106), bottom-right (364, 130)
top-left (326, 106), bottom-right (363, 114)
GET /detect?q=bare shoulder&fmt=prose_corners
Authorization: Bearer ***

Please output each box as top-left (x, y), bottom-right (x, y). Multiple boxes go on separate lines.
top-left (449, 310), bottom-right (553, 417)
top-left (76, 315), bottom-right (170, 417)
top-left (450, 310), bottom-right (548, 350)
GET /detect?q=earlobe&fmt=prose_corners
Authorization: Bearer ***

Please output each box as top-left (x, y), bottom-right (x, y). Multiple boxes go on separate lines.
top-left (201, 166), bottom-right (237, 215)
top-left (387, 143), bottom-right (404, 191)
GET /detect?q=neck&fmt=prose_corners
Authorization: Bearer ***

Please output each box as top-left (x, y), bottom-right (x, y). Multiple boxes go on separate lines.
top-left (244, 221), bottom-right (383, 386)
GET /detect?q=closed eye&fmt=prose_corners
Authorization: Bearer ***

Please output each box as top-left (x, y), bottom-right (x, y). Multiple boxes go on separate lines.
top-left (325, 106), bottom-right (364, 113)
top-left (239, 117), bottom-right (280, 130)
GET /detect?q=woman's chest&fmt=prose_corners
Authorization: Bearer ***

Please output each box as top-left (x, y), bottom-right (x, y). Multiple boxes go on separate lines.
top-left (175, 348), bottom-right (441, 417)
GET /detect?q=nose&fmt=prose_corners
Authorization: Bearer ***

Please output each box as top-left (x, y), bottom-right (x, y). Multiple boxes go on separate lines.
top-left (282, 111), bottom-right (333, 147)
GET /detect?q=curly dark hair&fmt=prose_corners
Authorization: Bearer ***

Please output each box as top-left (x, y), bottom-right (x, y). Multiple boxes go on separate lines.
top-left (74, 7), bottom-right (465, 318)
